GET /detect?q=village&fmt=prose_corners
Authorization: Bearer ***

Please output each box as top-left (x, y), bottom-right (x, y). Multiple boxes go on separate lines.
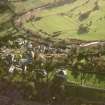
top-left (1, 33), bottom-right (105, 82)
top-left (1, 35), bottom-right (105, 104)
top-left (1, 0), bottom-right (105, 104)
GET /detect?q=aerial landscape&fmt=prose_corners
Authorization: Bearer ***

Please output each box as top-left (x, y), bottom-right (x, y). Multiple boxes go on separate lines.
top-left (0, 0), bottom-right (105, 105)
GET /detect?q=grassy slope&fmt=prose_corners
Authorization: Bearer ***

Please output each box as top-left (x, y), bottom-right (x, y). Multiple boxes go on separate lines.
top-left (67, 71), bottom-right (105, 89)
top-left (23, 0), bottom-right (105, 40)
top-left (9, 0), bottom-right (54, 14)
top-left (0, 8), bottom-right (14, 37)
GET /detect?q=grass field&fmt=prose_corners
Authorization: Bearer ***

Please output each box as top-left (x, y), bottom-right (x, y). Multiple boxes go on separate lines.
top-left (67, 71), bottom-right (105, 89)
top-left (0, 0), bottom-right (105, 40)
top-left (21, 0), bottom-right (105, 40)
top-left (0, 7), bottom-right (25, 38)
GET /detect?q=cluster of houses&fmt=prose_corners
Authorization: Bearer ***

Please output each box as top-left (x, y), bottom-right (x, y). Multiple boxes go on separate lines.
top-left (0, 37), bottom-right (68, 81)
top-left (1, 36), bottom-right (105, 78)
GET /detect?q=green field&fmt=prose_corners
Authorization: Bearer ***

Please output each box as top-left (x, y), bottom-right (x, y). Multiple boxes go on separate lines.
top-left (21, 0), bottom-right (105, 40)
top-left (1, 0), bottom-right (105, 40)
top-left (0, 8), bottom-right (14, 37)
top-left (67, 71), bottom-right (105, 89)
top-left (9, 0), bottom-right (55, 14)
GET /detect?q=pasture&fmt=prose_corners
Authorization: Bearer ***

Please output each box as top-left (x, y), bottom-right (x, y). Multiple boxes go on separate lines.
top-left (22, 0), bottom-right (105, 40)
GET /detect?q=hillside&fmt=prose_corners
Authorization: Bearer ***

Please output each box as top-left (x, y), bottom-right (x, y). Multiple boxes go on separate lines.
top-left (1, 0), bottom-right (105, 105)
top-left (11, 0), bottom-right (105, 41)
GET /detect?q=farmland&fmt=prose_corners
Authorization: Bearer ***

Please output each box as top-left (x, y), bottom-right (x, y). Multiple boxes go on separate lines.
top-left (20, 0), bottom-right (105, 40)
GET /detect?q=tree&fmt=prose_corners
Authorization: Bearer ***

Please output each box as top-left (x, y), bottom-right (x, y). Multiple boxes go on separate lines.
top-left (78, 24), bottom-right (89, 34)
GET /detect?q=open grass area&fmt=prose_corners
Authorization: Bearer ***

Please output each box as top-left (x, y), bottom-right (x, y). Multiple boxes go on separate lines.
top-left (0, 0), bottom-right (104, 40)
top-left (22, 0), bottom-right (105, 41)
top-left (7, 0), bottom-right (105, 40)
top-left (0, 8), bottom-right (14, 37)
top-left (9, 0), bottom-right (54, 14)
top-left (67, 71), bottom-right (105, 89)
top-left (0, 8), bottom-right (24, 38)
top-left (0, 10), bottom-right (12, 24)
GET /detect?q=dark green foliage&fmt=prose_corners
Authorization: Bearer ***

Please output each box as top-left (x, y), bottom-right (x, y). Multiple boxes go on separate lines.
top-left (77, 24), bottom-right (89, 34)
top-left (79, 11), bottom-right (91, 21)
